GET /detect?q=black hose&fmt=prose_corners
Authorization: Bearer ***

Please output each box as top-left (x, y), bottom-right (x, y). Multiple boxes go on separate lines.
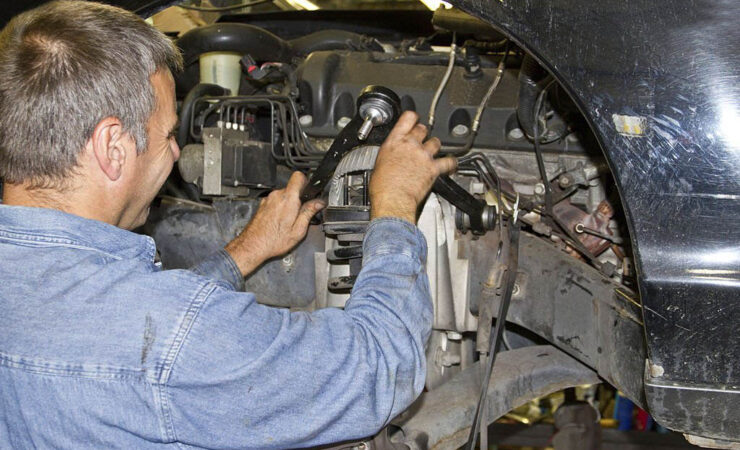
top-left (290, 30), bottom-right (381, 56)
top-left (533, 79), bottom-right (556, 216)
top-left (516, 54), bottom-right (549, 139)
top-left (517, 54), bottom-right (571, 143)
top-left (177, 83), bottom-right (229, 148)
top-left (177, 23), bottom-right (293, 67)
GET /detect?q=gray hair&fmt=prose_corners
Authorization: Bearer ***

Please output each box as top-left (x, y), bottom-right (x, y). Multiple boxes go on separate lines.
top-left (0, 1), bottom-right (183, 187)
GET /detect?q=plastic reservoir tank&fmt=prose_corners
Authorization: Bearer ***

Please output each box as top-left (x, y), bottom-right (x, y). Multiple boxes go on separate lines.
top-left (199, 51), bottom-right (242, 95)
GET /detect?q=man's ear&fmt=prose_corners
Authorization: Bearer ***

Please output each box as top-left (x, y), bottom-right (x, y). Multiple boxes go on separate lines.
top-left (89, 117), bottom-right (132, 182)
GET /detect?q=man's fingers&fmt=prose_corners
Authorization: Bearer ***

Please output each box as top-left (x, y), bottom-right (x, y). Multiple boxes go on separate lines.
top-left (434, 156), bottom-right (458, 176)
top-left (423, 137), bottom-right (441, 155)
top-left (292, 198), bottom-right (326, 235)
top-left (387, 111), bottom-right (419, 140)
top-left (409, 123), bottom-right (428, 142)
top-left (285, 171), bottom-right (308, 197)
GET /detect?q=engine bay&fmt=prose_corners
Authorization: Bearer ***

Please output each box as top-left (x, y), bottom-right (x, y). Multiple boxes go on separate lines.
top-left (145, 7), bottom-right (644, 447)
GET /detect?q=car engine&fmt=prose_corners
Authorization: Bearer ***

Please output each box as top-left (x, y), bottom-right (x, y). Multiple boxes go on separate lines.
top-left (146, 8), bottom-right (644, 448)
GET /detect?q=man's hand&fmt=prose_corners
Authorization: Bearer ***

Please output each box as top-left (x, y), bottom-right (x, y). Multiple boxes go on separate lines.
top-left (370, 111), bottom-right (457, 224)
top-left (226, 172), bottom-right (325, 277)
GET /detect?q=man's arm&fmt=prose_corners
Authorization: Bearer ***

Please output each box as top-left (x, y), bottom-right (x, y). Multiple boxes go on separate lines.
top-left (164, 217), bottom-right (430, 448)
top-left (165, 112), bottom-right (455, 448)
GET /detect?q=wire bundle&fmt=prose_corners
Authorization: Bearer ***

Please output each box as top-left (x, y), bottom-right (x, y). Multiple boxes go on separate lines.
top-left (192, 95), bottom-right (324, 169)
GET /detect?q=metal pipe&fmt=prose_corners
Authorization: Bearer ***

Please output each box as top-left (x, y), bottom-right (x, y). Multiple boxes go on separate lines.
top-left (428, 33), bottom-right (457, 130)
top-left (472, 41), bottom-right (511, 133)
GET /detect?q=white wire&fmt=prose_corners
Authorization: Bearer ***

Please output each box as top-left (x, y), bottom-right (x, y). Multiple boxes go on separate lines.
top-left (428, 33), bottom-right (456, 129)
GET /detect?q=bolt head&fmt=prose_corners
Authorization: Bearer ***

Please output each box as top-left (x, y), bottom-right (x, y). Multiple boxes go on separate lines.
top-left (508, 127), bottom-right (524, 140)
top-left (451, 124), bottom-right (470, 137)
top-left (282, 254), bottom-right (295, 267)
top-left (559, 175), bottom-right (573, 188)
top-left (534, 183), bottom-right (546, 195)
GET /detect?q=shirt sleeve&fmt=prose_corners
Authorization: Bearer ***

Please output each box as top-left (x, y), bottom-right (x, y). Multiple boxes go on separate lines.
top-left (189, 248), bottom-right (245, 291)
top-left (163, 218), bottom-right (432, 449)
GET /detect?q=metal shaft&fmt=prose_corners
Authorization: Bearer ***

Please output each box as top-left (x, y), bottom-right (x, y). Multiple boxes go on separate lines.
top-left (357, 116), bottom-right (374, 141)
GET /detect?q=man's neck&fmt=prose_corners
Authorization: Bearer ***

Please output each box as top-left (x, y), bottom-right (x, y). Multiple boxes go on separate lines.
top-left (2, 182), bottom-right (121, 226)
top-left (3, 183), bottom-right (70, 210)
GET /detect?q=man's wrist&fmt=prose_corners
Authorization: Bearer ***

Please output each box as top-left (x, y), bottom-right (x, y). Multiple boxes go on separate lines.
top-left (371, 210), bottom-right (416, 224)
top-left (370, 196), bottom-right (417, 224)
top-left (224, 233), bottom-right (269, 277)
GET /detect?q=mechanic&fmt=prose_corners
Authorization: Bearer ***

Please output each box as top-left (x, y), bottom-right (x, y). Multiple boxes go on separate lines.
top-left (0, 1), bottom-right (456, 448)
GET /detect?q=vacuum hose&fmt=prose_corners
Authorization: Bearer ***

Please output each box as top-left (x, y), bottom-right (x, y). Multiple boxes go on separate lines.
top-left (516, 54), bottom-right (570, 142)
top-left (516, 54), bottom-right (550, 139)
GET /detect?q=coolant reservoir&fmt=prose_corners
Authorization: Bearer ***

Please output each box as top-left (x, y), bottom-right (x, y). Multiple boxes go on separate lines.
top-left (199, 51), bottom-right (242, 95)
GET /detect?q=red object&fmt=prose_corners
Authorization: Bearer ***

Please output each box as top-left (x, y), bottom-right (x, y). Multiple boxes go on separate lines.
top-left (635, 408), bottom-right (650, 431)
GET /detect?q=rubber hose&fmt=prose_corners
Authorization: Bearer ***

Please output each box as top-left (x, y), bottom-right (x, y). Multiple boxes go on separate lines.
top-left (177, 83), bottom-right (228, 148)
top-left (177, 23), bottom-right (294, 67)
top-left (516, 54), bottom-right (549, 139)
top-left (290, 30), bottom-right (381, 55)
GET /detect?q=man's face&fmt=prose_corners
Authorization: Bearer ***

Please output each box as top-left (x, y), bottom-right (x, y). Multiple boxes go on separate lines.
top-left (121, 69), bottom-right (179, 229)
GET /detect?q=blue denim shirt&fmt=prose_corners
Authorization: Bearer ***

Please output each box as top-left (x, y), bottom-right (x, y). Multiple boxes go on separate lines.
top-left (0, 205), bottom-right (432, 449)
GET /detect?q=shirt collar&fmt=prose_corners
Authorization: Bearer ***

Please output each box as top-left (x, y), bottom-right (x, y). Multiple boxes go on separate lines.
top-left (0, 204), bottom-right (156, 262)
